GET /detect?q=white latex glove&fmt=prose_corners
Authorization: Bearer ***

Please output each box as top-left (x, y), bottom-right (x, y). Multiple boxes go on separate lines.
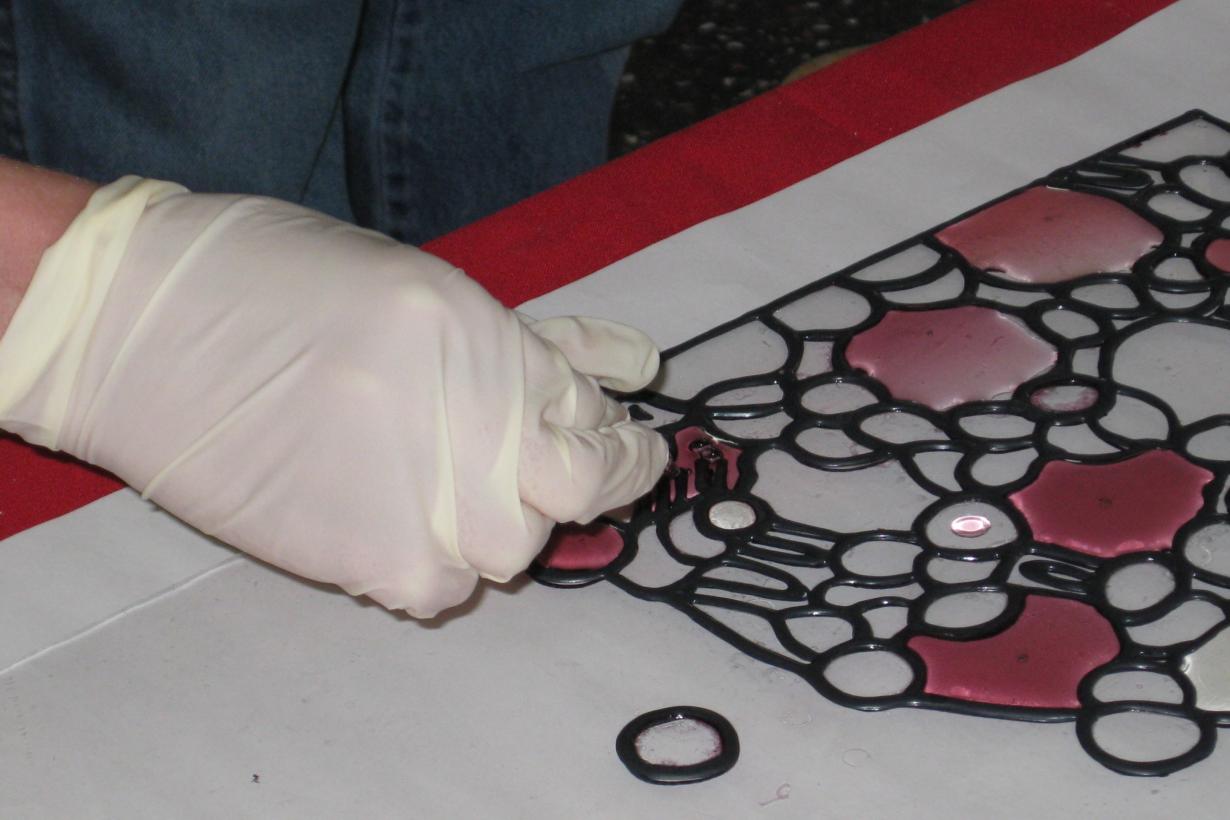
top-left (0, 177), bottom-right (668, 617)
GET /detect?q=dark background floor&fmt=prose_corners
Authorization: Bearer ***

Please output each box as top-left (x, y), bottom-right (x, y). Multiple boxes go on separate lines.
top-left (610, 0), bottom-right (971, 157)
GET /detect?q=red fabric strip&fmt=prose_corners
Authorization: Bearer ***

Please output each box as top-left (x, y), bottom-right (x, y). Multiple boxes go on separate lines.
top-left (0, 437), bottom-right (122, 538)
top-left (0, 0), bottom-right (1177, 539)
top-left (427, 0), bottom-right (1177, 307)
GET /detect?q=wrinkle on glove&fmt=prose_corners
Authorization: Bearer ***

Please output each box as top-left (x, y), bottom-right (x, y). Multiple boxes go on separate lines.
top-left (0, 177), bottom-right (668, 618)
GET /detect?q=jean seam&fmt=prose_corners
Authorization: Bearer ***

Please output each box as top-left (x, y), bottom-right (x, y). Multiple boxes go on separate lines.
top-left (380, 0), bottom-right (416, 241)
top-left (0, 0), bottom-right (26, 160)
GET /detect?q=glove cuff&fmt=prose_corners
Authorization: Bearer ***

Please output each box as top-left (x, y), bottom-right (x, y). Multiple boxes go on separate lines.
top-left (0, 175), bottom-right (186, 448)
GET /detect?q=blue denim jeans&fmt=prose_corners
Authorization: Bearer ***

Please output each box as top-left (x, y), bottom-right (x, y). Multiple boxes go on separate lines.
top-left (1, 1), bottom-right (681, 243)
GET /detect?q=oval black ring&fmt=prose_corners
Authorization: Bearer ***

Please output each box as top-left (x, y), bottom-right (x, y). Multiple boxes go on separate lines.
top-left (615, 706), bottom-right (740, 785)
top-left (1074, 701), bottom-right (1218, 776)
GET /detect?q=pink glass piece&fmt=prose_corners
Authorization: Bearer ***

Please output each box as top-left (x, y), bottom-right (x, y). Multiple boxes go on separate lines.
top-left (1030, 384), bottom-right (1099, 413)
top-left (951, 514), bottom-right (992, 537)
top-left (535, 521), bottom-right (624, 571)
top-left (1009, 449), bottom-right (1213, 559)
top-left (673, 427), bottom-right (742, 499)
top-left (908, 595), bottom-right (1119, 709)
top-left (1206, 238), bottom-right (1230, 272)
top-left (935, 186), bottom-right (1162, 284)
top-left (844, 306), bottom-right (1056, 411)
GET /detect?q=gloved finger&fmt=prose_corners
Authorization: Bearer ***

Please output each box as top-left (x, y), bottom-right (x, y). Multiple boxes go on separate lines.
top-left (522, 329), bottom-right (628, 430)
top-left (528, 316), bottom-right (661, 393)
top-left (519, 417), bottom-right (669, 524)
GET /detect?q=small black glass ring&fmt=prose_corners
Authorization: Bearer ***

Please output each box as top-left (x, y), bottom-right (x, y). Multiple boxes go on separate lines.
top-left (615, 705), bottom-right (740, 785)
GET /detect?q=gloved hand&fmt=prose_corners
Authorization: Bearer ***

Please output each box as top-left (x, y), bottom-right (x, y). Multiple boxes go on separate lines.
top-left (0, 177), bottom-right (668, 617)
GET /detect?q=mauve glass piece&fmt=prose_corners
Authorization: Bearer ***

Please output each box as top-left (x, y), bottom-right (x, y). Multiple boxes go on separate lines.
top-left (845, 306), bottom-right (1057, 411)
top-left (951, 514), bottom-right (992, 537)
top-left (935, 186), bottom-right (1162, 284)
top-left (1206, 238), bottom-right (1230, 272)
top-left (1008, 450), bottom-right (1213, 559)
top-left (536, 521), bottom-right (624, 570)
top-left (908, 595), bottom-right (1119, 709)
top-left (674, 426), bottom-right (741, 498)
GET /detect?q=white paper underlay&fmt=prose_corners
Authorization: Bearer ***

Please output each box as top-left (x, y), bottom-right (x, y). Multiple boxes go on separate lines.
top-left (0, 491), bottom-right (235, 672)
top-left (5, 1), bottom-right (1230, 816)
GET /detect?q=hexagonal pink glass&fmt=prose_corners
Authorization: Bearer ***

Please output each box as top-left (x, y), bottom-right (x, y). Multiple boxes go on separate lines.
top-left (844, 305), bottom-right (1056, 411)
top-left (936, 186), bottom-right (1162, 284)
top-left (908, 595), bottom-right (1119, 709)
top-left (1008, 449), bottom-right (1213, 559)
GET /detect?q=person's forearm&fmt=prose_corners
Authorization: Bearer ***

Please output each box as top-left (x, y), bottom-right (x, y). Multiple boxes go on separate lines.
top-left (0, 159), bottom-right (98, 335)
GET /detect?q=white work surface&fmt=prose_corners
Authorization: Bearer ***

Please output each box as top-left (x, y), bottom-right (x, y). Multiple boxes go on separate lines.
top-left (5, 1), bottom-right (1230, 816)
